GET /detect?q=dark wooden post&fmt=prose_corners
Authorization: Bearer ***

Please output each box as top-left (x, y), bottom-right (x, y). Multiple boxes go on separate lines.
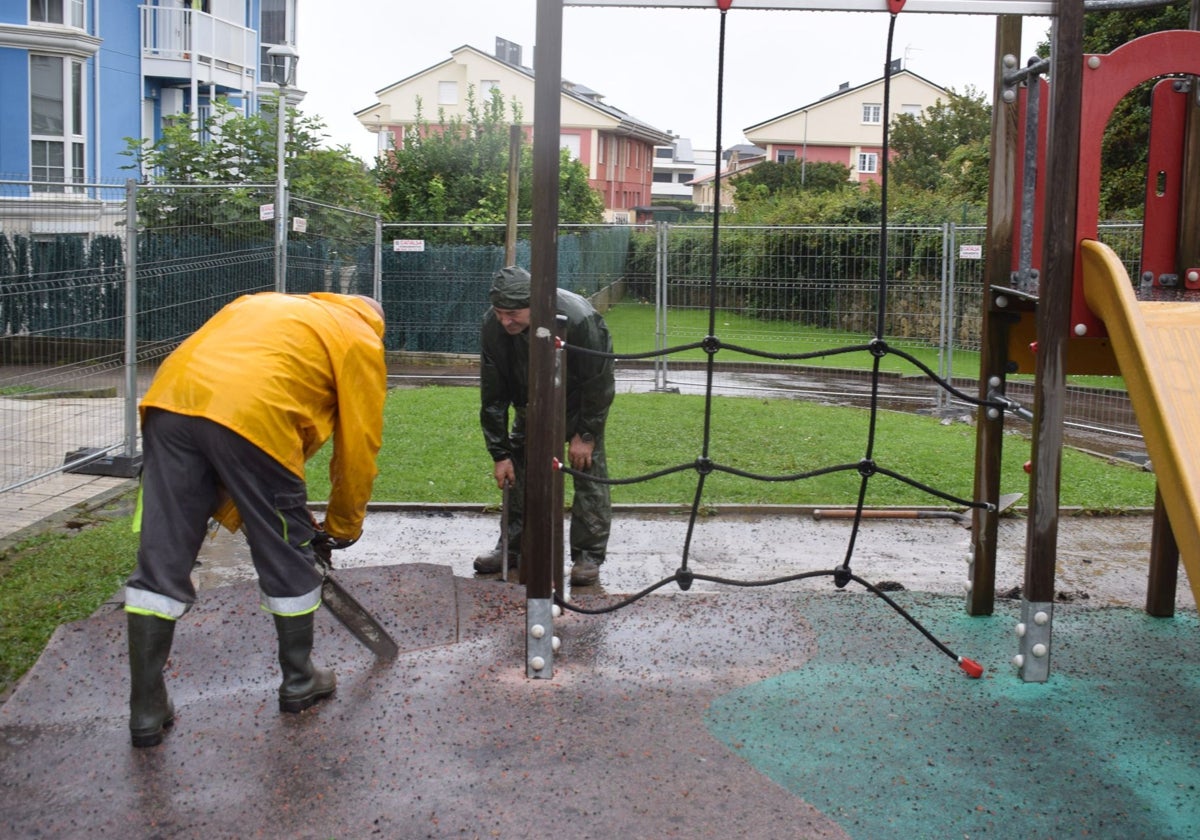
top-left (525, 0), bottom-right (564, 679)
top-left (969, 15), bottom-right (1023, 616)
top-left (1148, 0), bottom-right (1200, 615)
top-left (505, 125), bottom-right (521, 266)
top-left (1019, 0), bottom-right (1085, 683)
top-left (1180, 0), bottom-right (1200, 274)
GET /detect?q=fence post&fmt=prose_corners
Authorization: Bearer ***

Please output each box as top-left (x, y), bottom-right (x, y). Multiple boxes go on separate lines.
top-left (947, 222), bottom-right (957, 402)
top-left (373, 214), bottom-right (383, 302)
top-left (123, 179), bottom-right (141, 462)
top-left (936, 223), bottom-right (950, 411)
top-left (654, 221), bottom-right (668, 391)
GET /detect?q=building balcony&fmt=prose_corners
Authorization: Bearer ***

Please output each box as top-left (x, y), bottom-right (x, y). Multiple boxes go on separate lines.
top-left (139, 5), bottom-right (256, 92)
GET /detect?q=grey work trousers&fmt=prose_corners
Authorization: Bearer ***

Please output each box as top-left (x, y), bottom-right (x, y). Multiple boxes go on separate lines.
top-left (125, 409), bottom-right (322, 619)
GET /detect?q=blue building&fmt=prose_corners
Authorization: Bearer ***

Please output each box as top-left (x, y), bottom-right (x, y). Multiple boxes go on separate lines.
top-left (0, 0), bottom-right (300, 190)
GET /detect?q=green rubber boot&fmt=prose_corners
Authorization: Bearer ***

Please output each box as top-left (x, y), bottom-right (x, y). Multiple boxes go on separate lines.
top-left (273, 612), bottom-right (336, 713)
top-left (127, 612), bottom-right (176, 748)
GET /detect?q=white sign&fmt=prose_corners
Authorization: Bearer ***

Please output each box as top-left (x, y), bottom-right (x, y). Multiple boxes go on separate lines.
top-left (393, 239), bottom-right (426, 252)
top-left (260, 203), bottom-right (275, 221)
top-left (292, 217), bottom-right (308, 233)
top-left (959, 244), bottom-right (983, 260)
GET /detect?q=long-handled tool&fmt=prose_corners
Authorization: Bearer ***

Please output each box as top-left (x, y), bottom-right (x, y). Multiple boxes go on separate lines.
top-left (501, 481), bottom-right (511, 578)
top-left (311, 528), bottom-right (398, 660)
top-left (813, 492), bottom-right (1023, 529)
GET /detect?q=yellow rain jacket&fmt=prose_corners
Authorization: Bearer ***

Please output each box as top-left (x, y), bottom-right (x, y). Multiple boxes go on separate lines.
top-left (140, 292), bottom-right (387, 541)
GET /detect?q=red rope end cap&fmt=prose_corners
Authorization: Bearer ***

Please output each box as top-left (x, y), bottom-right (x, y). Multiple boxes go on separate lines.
top-left (958, 657), bottom-right (984, 679)
top-left (717, 0), bottom-right (734, 11)
top-left (887, 0), bottom-right (907, 13)
top-left (552, 457), bottom-right (563, 471)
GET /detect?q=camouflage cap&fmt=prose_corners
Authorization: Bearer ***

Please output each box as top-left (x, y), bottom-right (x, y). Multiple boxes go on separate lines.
top-left (488, 266), bottom-right (531, 309)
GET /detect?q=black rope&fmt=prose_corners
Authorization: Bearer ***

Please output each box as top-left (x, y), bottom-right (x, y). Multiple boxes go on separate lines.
top-left (568, 340), bottom-right (1009, 412)
top-left (548, 3), bottom-right (984, 679)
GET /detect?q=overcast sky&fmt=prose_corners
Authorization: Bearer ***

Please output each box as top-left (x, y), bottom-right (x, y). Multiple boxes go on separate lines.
top-left (296, 2), bottom-right (1051, 162)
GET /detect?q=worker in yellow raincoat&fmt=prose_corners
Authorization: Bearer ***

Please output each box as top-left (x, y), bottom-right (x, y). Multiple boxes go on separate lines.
top-left (123, 292), bottom-right (387, 747)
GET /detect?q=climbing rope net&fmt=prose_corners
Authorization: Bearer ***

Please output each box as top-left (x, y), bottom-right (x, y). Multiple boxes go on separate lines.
top-left (548, 1), bottom-right (1026, 677)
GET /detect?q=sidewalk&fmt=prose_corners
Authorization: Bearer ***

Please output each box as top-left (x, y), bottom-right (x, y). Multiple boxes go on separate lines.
top-left (0, 473), bottom-right (133, 549)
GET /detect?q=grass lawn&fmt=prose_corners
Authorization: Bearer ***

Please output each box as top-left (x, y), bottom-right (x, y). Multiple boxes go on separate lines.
top-left (308, 386), bottom-right (1153, 510)
top-left (599, 302), bottom-right (1127, 391)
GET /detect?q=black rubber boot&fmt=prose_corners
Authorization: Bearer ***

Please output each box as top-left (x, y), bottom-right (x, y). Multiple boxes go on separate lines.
top-left (274, 612), bottom-right (336, 713)
top-left (473, 546), bottom-right (519, 574)
top-left (127, 612), bottom-right (176, 748)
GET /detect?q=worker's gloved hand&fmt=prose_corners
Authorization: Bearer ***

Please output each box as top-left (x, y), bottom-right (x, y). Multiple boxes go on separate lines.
top-left (308, 510), bottom-right (359, 551)
top-left (323, 535), bottom-right (358, 550)
top-left (314, 522), bottom-right (358, 551)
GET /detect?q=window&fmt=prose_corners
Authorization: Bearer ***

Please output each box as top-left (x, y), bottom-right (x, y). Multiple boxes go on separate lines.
top-left (481, 79), bottom-right (500, 94)
top-left (858, 153), bottom-right (878, 174)
top-left (30, 54), bottom-right (85, 191)
top-left (438, 81), bottom-right (458, 105)
top-left (260, 0), bottom-right (296, 84)
top-left (655, 147), bottom-right (673, 159)
top-left (559, 133), bottom-right (581, 161)
top-left (652, 172), bottom-right (673, 183)
top-left (30, 0), bottom-right (84, 27)
top-left (261, 0), bottom-right (291, 45)
top-left (776, 150), bottom-right (796, 163)
top-left (862, 103), bottom-right (882, 124)
top-left (901, 103), bottom-right (923, 118)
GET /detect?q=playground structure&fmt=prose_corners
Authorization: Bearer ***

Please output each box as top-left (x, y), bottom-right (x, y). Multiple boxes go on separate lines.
top-left (969, 6), bottom-right (1200, 682)
top-left (520, 1), bottom-right (1200, 683)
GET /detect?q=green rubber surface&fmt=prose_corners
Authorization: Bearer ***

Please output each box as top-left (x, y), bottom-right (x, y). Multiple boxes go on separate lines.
top-left (707, 594), bottom-right (1200, 838)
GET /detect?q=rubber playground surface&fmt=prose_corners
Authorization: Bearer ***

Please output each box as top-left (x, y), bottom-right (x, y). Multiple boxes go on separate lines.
top-left (2, 509), bottom-right (1199, 839)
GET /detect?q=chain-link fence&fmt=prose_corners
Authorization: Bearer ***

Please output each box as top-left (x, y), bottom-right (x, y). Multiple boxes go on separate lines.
top-left (0, 174), bottom-right (1148, 494)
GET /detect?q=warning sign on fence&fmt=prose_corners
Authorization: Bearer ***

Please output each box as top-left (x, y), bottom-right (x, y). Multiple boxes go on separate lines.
top-left (393, 239), bottom-right (425, 252)
top-left (959, 244), bottom-right (983, 260)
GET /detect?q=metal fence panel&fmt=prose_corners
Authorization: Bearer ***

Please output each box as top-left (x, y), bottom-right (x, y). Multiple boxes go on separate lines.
top-left (287, 196), bottom-right (378, 299)
top-left (0, 176), bottom-right (1149, 496)
top-left (1, 180), bottom-right (134, 490)
top-left (378, 223), bottom-right (635, 354)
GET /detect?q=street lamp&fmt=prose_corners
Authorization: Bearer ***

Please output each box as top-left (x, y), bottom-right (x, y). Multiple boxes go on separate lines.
top-left (267, 43), bottom-right (298, 292)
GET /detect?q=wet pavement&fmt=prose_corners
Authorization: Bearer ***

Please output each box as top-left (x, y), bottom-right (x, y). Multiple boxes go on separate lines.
top-left (191, 505), bottom-right (1191, 612)
top-left (2, 503), bottom-right (1199, 839)
top-left (3, 364), bottom-right (1195, 839)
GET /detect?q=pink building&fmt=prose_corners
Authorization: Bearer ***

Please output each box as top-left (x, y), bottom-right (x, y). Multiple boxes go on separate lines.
top-left (356, 40), bottom-right (671, 223)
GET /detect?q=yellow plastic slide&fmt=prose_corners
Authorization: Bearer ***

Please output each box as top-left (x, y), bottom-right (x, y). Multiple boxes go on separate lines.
top-left (1080, 238), bottom-right (1200, 608)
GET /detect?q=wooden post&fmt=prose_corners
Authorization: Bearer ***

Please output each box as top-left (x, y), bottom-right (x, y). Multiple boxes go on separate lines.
top-left (1146, 487), bottom-right (1180, 617)
top-left (1019, 0), bottom-right (1085, 683)
top-left (969, 15), bottom-right (1023, 616)
top-left (525, 0), bottom-right (564, 679)
top-left (1148, 0), bottom-right (1200, 616)
top-left (1179, 0), bottom-right (1200, 271)
top-left (505, 124), bottom-right (521, 266)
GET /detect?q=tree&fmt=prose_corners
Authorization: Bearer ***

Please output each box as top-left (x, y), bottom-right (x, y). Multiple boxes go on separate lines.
top-left (731, 159), bottom-right (853, 201)
top-left (374, 85), bottom-right (604, 232)
top-left (121, 98), bottom-right (383, 229)
top-left (889, 86), bottom-right (992, 206)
